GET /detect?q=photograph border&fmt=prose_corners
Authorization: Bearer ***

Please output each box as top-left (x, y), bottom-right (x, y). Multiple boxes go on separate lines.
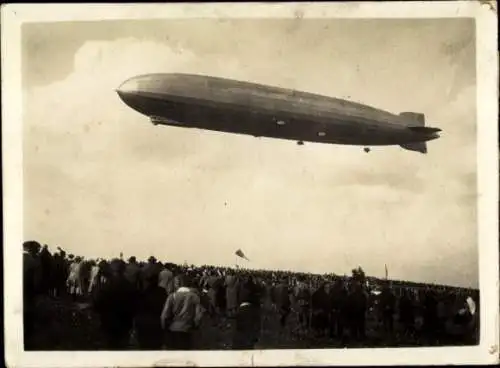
top-left (2, 2), bottom-right (498, 366)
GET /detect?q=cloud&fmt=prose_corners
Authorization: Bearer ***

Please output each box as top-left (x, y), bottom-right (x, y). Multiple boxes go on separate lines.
top-left (23, 26), bottom-right (478, 288)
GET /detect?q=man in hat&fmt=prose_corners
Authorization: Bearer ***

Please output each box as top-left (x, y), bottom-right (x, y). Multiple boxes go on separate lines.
top-left (93, 258), bottom-right (138, 350)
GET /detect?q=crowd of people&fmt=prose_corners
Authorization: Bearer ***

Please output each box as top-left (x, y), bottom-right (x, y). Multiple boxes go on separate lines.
top-left (23, 240), bottom-right (480, 351)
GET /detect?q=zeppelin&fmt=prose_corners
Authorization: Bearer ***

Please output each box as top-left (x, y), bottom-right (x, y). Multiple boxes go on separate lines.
top-left (116, 73), bottom-right (442, 154)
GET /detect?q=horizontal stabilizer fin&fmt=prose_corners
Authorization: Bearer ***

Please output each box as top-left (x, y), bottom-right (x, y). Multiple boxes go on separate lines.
top-left (400, 142), bottom-right (427, 154)
top-left (407, 126), bottom-right (442, 134)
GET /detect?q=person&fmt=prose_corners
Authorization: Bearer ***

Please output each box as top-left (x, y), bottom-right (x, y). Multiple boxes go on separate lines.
top-left (88, 260), bottom-right (101, 295)
top-left (231, 276), bottom-right (262, 349)
top-left (329, 279), bottom-right (347, 339)
top-left (445, 296), bottom-right (476, 345)
top-left (39, 245), bottom-right (53, 295)
top-left (380, 284), bottom-right (396, 336)
top-left (294, 278), bottom-right (311, 336)
top-left (161, 275), bottom-right (205, 350)
top-left (311, 281), bottom-right (330, 338)
top-left (225, 270), bottom-right (239, 318)
top-left (93, 258), bottom-right (138, 350)
top-left (23, 241), bottom-right (42, 350)
top-left (274, 277), bottom-right (291, 329)
top-left (78, 258), bottom-right (92, 296)
top-left (67, 257), bottom-right (82, 300)
top-left (52, 248), bottom-right (68, 298)
top-left (98, 258), bottom-right (110, 284)
top-left (134, 272), bottom-right (167, 350)
top-left (347, 281), bottom-right (367, 343)
top-left (398, 288), bottom-right (416, 338)
top-left (141, 256), bottom-right (162, 286)
top-left (206, 272), bottom-right (222, 319)
top-left (422, 288), bottom-right (438, 344)
top-left (158, 264), bottom-right (175, 296)
top-left (124, 256), bottom-right (142, 290)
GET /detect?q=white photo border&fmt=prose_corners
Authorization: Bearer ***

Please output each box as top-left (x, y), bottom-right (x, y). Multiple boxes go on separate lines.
top-left (2, 2), bottom-right (498, 366)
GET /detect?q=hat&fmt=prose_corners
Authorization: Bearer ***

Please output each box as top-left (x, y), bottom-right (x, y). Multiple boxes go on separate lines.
top-left (23, 241), bottom-right (41, 252)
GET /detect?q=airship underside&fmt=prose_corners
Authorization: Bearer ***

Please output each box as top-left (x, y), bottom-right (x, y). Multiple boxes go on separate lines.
top-left (116, 73), bottom-right (442, 154)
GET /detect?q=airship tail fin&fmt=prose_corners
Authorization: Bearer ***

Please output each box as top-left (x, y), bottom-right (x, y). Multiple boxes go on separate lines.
top-left (400, 112), bottom-right (425, 126)
top-left (399, 112), bottom-right (431, 153)
top-left (400, 142), bottom-right (427, 154)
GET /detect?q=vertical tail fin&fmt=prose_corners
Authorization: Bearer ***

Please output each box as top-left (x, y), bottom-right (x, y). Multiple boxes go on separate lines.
top-left (399, 112), bottom-right (425, 126)
top-left (399, 112), bottom-right (429, 154)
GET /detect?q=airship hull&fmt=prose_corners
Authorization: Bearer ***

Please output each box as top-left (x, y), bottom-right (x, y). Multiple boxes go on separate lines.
top-left (116, 73), bottom-right (441, 150)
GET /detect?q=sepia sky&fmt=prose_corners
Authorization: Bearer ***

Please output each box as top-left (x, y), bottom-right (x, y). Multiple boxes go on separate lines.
top-left (22, 18), bottom-right (478, 288)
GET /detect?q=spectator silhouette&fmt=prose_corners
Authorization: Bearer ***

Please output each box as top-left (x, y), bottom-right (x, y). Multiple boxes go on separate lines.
top-left (134, 272), bottom-right (166, 350)
top-left (93, 258), bottom-right (138, 350)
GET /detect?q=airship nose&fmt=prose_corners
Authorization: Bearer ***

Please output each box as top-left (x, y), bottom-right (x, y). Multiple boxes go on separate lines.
top-left (116, 74), bottom-right (168, 117)
top-left (116, 76), bottom-right (145, 111)
top-left (116, 77), bottom-right (141, 95)
top-left (116, 76), bottom-right (146, 115)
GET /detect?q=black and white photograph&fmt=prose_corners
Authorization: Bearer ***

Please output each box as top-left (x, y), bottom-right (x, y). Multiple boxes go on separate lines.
top-left (3, 2), bottom-right (498, 367)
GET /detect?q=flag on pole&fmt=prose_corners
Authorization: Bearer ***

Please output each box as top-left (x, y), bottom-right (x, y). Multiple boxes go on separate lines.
top-left (384, 264), bottom-right (388, 279)
top-left (235, 249), bottom-right (249, 261)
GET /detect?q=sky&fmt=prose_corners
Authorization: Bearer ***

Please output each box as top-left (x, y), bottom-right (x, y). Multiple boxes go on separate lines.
top-left (22, 18), bottom-right (478, 288)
